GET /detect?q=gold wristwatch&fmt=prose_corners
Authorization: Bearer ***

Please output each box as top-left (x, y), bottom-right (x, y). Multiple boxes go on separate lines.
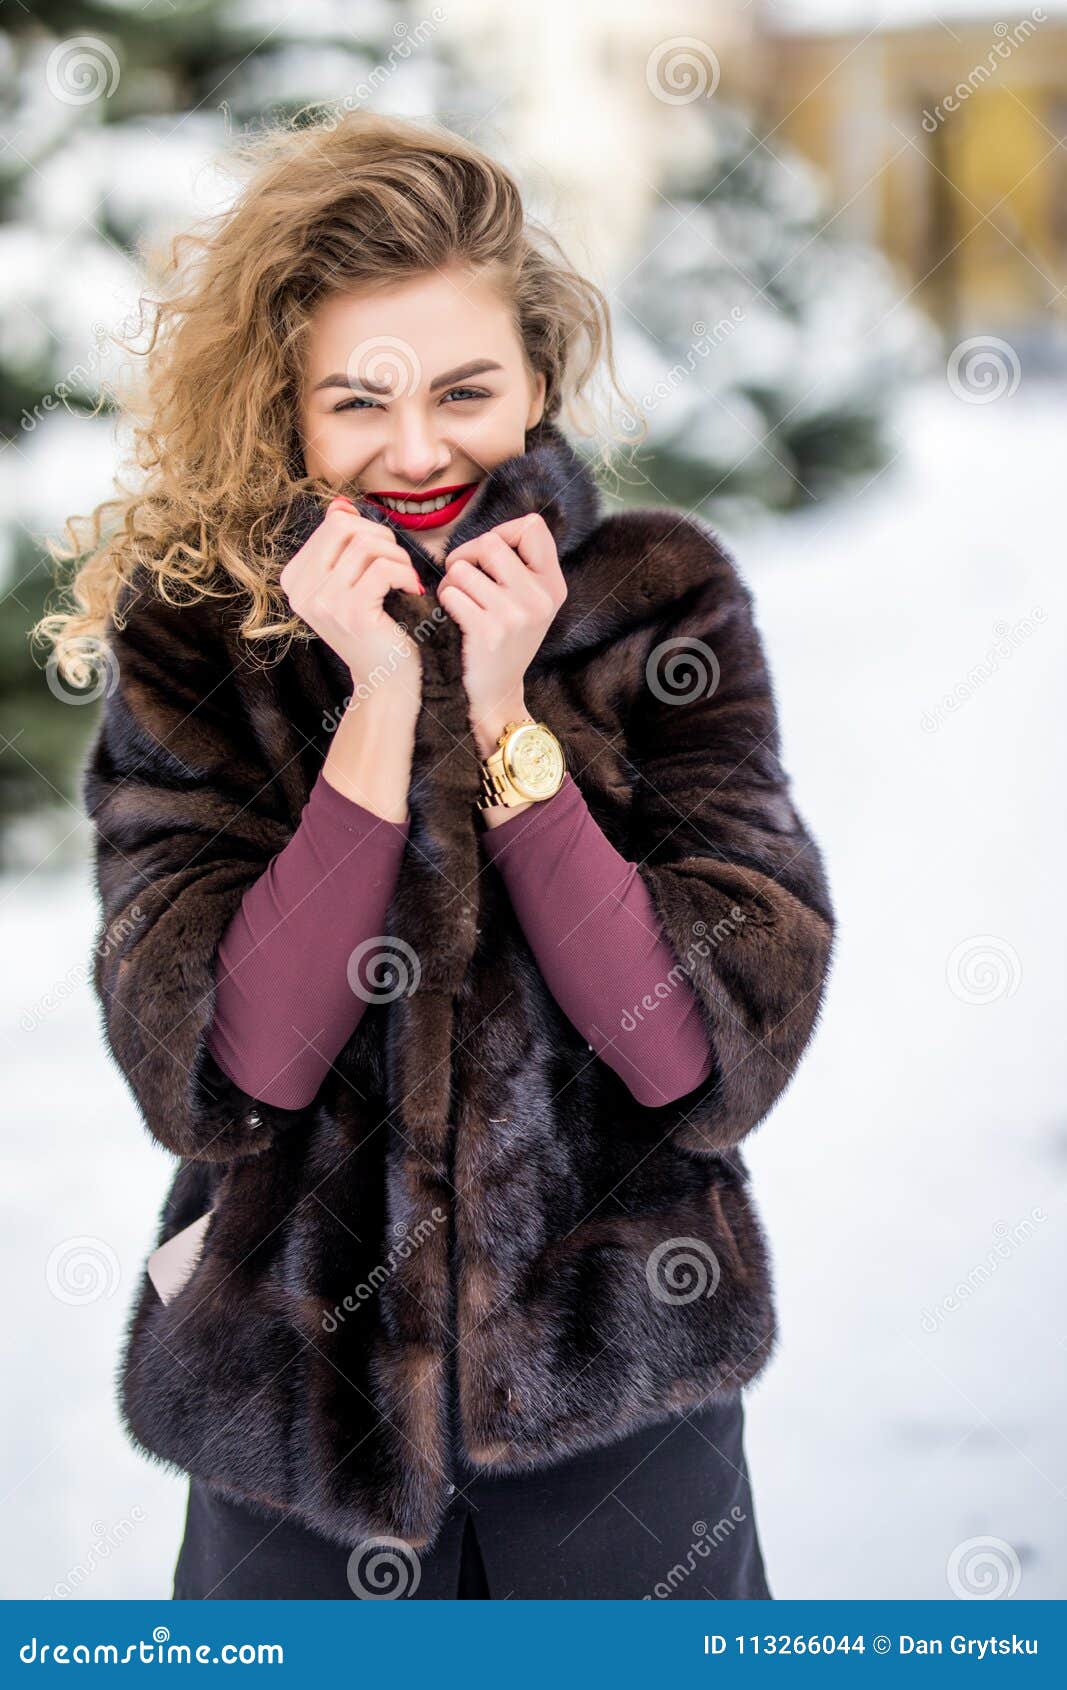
top-left (477, 718), bottom-right (566, 812)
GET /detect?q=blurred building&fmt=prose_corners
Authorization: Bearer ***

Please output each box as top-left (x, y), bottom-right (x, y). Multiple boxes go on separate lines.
top-left (445, 0), bottom-right (1065, 347)
top-left (757, 3), bottom-right (1067, 345)
top-left (445, 0), bottom-right (763, 275)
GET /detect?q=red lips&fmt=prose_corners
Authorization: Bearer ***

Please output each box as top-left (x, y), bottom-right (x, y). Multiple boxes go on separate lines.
top-left (361, 481), bottom-right (481, 532)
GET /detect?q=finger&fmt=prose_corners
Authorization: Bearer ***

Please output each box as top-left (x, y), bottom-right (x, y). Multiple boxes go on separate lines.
top-left (281, 506), bottom-right (407, 597)
top-left (443, 540), bottom-right (534, 608)
top-left (349, 556), bottom-right (426, 607)
top-left (334, 529), bottom-right (414, 585)
top-left (303, 553), bottom-right (421, 628)
top-left (438, 556), bottom-right (508, 613)
top-left (443, 530), bottom-right (526, 590)
top-left (479, 513), bottom-right (558, 580)
top-left (437, 578), bottom-right (487, 632)
top-left (280, 508), bottom-right (361, 599)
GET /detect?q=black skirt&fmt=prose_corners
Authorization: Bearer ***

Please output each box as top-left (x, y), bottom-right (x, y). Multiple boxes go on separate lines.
top-left (172, 1390), bottom-right (772, 1600)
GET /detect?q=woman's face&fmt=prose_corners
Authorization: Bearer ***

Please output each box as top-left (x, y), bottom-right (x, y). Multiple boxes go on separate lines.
top-left (298, 266), bottom-right (547, 561)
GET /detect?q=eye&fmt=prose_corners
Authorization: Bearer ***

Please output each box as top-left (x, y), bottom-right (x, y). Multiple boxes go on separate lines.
top-left (331, 386), bottom-right (490, 415)
top-left (332, 396), bottom-right (378, 414)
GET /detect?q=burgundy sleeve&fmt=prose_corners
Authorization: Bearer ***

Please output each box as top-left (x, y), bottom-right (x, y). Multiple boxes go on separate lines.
top-left (479, 772), bottom-right (716, 1107)
top-left (204, 770), bottom-right (410, 1110)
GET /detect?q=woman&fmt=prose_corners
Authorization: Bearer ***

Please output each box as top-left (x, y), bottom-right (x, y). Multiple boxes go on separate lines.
top-left (39, 112), bottom-right (834, 1599)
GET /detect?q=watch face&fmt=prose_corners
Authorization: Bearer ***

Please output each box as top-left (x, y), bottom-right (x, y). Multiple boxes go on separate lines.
top-left (503, 724), bottom-right (565, 797)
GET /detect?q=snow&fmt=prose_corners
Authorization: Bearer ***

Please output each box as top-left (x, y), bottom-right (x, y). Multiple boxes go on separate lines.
top-left (2, 378), bottom-right (1063, 1599)
top-left (0, 412), bottom-right (129, 583)
top-left (735, 376), bottom-right (1066, 1601)
top-left (611, 110), bottom-right (939, 480)
top-left (2, 852), bottom-right (181, 1600)
top-left (25, 115), bottom-right (240, 245)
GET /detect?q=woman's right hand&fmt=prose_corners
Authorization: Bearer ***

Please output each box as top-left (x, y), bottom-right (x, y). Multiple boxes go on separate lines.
top-left (279, 497), bottom-right (424, 687)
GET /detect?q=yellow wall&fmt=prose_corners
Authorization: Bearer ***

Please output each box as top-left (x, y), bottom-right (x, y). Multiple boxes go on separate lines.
top-left (758, 21), bottom-right (1067, 331)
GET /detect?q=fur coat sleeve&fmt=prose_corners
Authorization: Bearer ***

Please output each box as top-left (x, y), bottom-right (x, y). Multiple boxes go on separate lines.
top-left (82, 576), bottom-right (307, 1163)
top-left (622, 526), bottom-right (835, 1156)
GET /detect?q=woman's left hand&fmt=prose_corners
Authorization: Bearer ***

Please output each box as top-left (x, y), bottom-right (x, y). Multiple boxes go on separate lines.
top-left (437, 513), bottom-right (566, 757)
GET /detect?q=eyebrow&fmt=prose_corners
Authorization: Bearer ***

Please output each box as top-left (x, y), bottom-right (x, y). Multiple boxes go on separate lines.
top-left (312, 358), bottom-right (504, 397)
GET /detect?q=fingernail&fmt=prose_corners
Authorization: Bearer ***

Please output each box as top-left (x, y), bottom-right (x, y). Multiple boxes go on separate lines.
top-left (330, 495), bottom-right (356, 511)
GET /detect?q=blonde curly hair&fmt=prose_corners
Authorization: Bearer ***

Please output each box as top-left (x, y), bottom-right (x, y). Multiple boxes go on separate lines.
top-left (33, 109), bottom-right (639, 682)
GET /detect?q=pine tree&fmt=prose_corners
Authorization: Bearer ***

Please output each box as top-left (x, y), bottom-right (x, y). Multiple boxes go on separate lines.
top-left (0, 0), bottom-right (429, 860)
top-left (613, 101), bottom-right (938, 521)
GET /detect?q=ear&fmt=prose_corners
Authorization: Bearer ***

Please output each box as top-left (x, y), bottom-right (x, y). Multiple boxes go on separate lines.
top-left (526, 367), bottom-right (547, 431)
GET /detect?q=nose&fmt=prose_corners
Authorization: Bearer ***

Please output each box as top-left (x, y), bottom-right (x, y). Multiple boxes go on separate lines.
top-left (383, 408), bottom-right (453, 489)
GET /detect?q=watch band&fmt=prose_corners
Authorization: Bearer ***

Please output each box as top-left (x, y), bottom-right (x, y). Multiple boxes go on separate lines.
top-left (476, 719), bottom-right (565, 812)
top-left (478, 758), bottom-right (521, 811)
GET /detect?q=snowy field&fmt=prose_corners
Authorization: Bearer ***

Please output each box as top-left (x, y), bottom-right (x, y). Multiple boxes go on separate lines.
top-left (739, 379), bottom-right (1066, 1601)
top-left (2, 379), bottom-right (1063, 1600)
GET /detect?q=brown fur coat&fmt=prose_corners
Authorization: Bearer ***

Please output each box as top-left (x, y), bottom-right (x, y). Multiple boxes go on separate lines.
top-left (83, 419), bottom-right (835, 1552)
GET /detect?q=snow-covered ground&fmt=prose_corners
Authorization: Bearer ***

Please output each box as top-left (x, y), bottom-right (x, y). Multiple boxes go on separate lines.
top-left (738, 378), bottom-right (1066, 1601)
top-left (2, 379), bottom-right (1063, 1600)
